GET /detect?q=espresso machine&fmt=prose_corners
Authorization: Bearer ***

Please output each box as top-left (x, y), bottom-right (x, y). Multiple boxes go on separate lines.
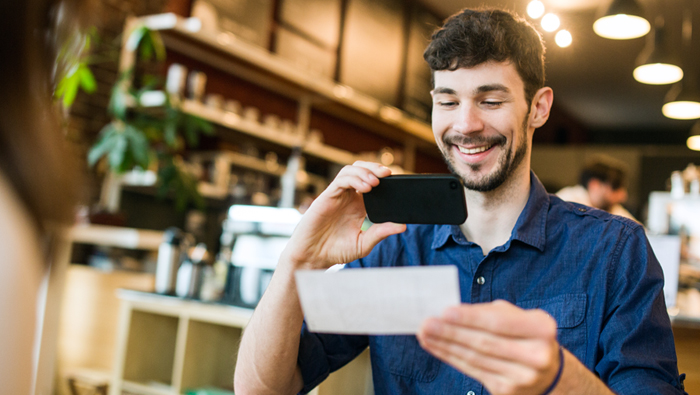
top-left (220, 204), bottom-right (302, 308)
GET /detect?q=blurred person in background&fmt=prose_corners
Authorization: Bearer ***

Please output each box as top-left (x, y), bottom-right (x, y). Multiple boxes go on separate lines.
top-left (0, 0), bottom-right (82, 392)
top-left (556, 158), bottom-right (637, 222)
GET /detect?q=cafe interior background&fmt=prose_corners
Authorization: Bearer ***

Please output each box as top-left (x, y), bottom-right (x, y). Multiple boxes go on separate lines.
top-left (39, 0), bottom-right (700, 394)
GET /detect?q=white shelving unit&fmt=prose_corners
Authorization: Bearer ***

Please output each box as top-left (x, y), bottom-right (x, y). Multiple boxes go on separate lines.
top-left (109, 290), bottom-right (372, 395)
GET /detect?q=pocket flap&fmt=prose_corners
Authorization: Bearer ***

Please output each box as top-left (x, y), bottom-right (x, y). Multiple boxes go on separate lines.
top-left (516, 293), bottom-right (587, 329)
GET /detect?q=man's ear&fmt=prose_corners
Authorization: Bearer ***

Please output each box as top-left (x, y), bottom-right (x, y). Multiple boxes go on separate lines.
top-left (529, 87), bottom-right (553, 128)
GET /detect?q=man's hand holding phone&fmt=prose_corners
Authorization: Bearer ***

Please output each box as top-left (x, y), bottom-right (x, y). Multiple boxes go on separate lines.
top-left (280, 161), bottom-right (407, 271)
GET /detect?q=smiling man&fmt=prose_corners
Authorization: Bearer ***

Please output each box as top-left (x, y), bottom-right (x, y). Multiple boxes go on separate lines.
top-left (234, 8), bottom-right (686, 395)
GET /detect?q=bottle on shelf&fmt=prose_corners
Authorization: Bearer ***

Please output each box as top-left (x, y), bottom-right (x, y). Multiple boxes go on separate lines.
top-left (155, 227), bottom-right (184, 295)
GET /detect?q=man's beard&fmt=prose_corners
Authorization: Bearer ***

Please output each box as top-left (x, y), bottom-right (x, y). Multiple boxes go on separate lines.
top-left (440, 116), bottom-right (529, 192)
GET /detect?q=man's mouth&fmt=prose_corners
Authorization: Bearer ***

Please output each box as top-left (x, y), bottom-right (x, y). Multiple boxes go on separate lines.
top-left (457, 144), bottom-right (494, 154)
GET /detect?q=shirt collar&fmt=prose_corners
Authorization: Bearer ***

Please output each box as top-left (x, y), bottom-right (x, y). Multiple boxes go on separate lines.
top-left (431, 171), bottom-right (550, 251)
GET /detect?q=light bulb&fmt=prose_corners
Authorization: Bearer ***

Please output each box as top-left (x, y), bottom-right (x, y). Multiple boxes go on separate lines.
top-left (527, 1), bottom-right (545, 19)
top-left (662, 101), bottom-right (700, 119)
top-left (687, 135), bottom-right (700, 151)
top-left (555, 30), bottom-right (572, 47)
top-left (633, 63), bottom-right (684, 85)
top-left (541, 13), bottom-right (560, 32)
top-left (593, 14), bottom-right (650, 39)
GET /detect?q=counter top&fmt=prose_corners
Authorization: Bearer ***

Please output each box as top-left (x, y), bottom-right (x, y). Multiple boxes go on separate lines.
top-left (116, 289), bottom-right (253, 328)
top-left (670, 288), bottom-right (700, 328)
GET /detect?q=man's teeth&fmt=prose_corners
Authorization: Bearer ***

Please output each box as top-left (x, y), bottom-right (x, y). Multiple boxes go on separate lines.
top-left (457, 145), bottom-right (491, 154)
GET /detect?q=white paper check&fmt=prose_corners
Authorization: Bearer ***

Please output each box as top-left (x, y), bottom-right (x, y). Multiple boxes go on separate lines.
top-left (295, 266), bottom-right (461, 334)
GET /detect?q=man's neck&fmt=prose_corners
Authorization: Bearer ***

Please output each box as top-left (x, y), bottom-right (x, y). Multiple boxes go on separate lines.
top-left (459, 166), bottom-right (532, 255)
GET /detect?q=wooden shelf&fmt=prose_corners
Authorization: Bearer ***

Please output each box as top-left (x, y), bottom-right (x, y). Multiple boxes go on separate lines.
top-left (122, 380), bottom-right (176, 395)
top-left (182, 99), bottom-right (356, 166)
top-left (133, 13), bottom-right (435, 145)
top-left (70, 224), bottom-right (164, 251)
top-left (182, 99), bottom-right (303, 149)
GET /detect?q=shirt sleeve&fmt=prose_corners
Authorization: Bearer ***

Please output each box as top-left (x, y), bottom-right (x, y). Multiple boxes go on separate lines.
top-left (296, 254), bottom-right (377, 394)
top-left (297, 323), bottom-right (369, 394)
top-left (597, 223), bottom-right (687, 394)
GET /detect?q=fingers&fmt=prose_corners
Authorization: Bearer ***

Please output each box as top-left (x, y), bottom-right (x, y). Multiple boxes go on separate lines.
top-left (323, 162), bottom-right (391, 197)
top-left (418, 317), bottom-right (554, 368)
top-left (351, 160), bottom-right (394, 177)
top-left (359, 222), bottom-right (407, 255)
top-left (419, 334), bottom-right (543, 393)
top-left (441, 300), bottom-right (557, 339)
top-left (416, 302), bottom-right (561, 395)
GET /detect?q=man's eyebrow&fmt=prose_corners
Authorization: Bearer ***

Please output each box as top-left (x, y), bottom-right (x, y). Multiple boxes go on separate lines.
top-left (432, 87), bottom-right (457, 95)
top-left (474, 84), bottom-right (510, 95)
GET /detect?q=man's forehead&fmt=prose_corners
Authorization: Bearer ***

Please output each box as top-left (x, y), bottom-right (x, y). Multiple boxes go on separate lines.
top-left (432, 62), bottom-right (525, 95)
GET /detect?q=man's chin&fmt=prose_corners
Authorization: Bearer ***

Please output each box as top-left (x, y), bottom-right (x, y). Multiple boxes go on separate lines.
top-left (448, 164), bottom-right (504, 192)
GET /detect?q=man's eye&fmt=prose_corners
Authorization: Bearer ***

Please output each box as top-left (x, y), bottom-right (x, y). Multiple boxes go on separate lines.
top-left (483, 101), bottom-right (503, 107)
top-left (438, 101), bottom-right (457, 107)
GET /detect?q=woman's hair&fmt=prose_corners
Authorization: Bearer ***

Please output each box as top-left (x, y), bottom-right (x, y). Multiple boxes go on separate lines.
top-left (0, 0), bottom-right (86, 229)
top-left (423, 8), bottom-right (546, 106)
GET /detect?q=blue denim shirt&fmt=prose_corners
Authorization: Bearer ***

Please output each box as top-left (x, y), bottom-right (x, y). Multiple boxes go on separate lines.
top-left (297, 172), bottom-right (686, 394)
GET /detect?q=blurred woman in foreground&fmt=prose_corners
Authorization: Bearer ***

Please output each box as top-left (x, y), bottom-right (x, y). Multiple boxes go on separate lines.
top-left (0, 0), bottom-right (82, 392)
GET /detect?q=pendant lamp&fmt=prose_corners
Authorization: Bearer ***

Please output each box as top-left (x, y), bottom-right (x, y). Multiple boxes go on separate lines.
top-left (663, 72), bottom-right (700, 119)
top-left (633, 18), bottom-right (684, 85)
top-left (593, 0), bottom-right (650, 39)
top-left (687, 121), bottom-right (700, 151)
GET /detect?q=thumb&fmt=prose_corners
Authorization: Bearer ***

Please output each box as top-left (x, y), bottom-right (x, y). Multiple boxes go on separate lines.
top-left (359, 222), bottom-right (407, 255)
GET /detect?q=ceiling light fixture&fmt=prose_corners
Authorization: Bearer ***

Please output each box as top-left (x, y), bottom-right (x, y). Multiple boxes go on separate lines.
top-left (687, 121), bottom-right (700, 151)
top-left (663, 75), bottom-right (700, 119)
top-left (527, 1), bottom-right (545, 19)
top-left (633, 18), bottom-right (683, 85)
top-left (555, 30), bottom-right (573, 47)
top-left (593, 0), bottom-right (650, 39)
top-left (541, 13), bottom-right (560, 32)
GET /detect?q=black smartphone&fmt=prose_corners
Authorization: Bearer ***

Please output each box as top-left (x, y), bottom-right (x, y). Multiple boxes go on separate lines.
top-left (363, 174), bottom-right (467, 224)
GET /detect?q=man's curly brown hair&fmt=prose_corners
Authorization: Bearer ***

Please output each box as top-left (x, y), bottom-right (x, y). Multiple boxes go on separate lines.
top-left (424, 8), bottom-right (546, 106)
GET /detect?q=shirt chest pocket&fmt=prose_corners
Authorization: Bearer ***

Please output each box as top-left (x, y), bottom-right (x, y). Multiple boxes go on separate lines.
top-left (370, 335), bottom-right (440, 382)
top-left (517, 293), bottom-right (588, 362)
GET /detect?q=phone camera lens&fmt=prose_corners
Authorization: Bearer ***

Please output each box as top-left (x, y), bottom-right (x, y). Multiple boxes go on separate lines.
top-left (450, 181), bottom-right (458, 189)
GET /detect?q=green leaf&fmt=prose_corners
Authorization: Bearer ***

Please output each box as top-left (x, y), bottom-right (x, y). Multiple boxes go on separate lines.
top-left (117, 151), bottom-right (135, 173)
top-left (183, 117), bottom-right (199, 146)
top-left (125, 24), bottom-right (167, 63)
top-left (59, 65), bottom-right (81, 108)
top-left (155, 157), bottom-right (205, 211)
top-left (124, 124), bottom-right (150, 168)
top-left (140, 33), bottom-right (155, 61)
top-left (126, 25), bottom-right (148, 52)
top-left (164, 119), bottom-right (177, 147)
top-left (108, 132), bottom-right (128, 172)
top-left (109, 82), bottom-right (128, 120)
top-left (148, 30), bottom-right (166, 61)
top-left (87, 124), bottom-right (119, 167)
top-left (78, 64), bottom-right (97, 93)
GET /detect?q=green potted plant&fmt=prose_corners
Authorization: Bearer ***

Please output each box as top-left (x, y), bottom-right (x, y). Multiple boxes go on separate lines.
top-left (56, 24), bottom-right (214, 213)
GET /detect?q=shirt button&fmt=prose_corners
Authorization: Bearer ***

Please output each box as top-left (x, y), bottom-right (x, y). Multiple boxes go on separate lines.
top-left (476, 276), bottom-right (485, 285)
top-left (578, 207), bottom-right (586, 212)
top-left (467, 391), bottom-right (476, 395)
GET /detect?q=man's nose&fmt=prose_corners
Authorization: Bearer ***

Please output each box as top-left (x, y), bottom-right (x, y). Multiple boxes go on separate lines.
top-left (452, 105), bottom-right (484, 134)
